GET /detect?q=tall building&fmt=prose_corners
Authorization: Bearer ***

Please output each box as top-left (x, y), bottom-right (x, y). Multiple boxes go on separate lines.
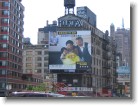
top-left (77, 6), bottom-right (96, 27)
top-left (48, 0), bottom-right (117, 96)
top-left (110, 22), bottom-right (131, 97)
top-left (0, 0), bottom-right (24, 96)
top-left (115, 28), bottom-right (130, 67)
top-left (110, 24), bottom-right (130, 67)
top-left (110, 23), bottom-right (115, 40)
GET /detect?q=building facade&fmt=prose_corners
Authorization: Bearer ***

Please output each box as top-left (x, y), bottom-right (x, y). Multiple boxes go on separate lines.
top-left (0, 0), bottom-right (24, 96)
top-left (110, 23), bottom-right (131, 97)
top-left (35, 0), bottom-right (117, 96)
top-left (37, 21), bottom-right (57, 44)
top-left (23, 44), bottom-right (55, 92)
top-left (23, 44), bottom-right (49, 80)
top-left (110, 24), bottom-right (130, 67)
top-left (48, 8), bottom-right (117, 96)
top-left (77, 6), bottom-right (96, 27)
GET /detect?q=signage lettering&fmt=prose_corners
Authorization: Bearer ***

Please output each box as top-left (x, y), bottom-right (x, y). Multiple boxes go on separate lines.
top-left (58, 19), bottom-right (83, 27)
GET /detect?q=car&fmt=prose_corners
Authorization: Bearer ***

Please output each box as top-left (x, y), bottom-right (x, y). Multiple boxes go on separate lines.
top-left (46, 92), bottom-right (65, 97)
top-left (10, 92), bottom-right (50, 97)
top-left (10, 92), bottom-right (65, 97)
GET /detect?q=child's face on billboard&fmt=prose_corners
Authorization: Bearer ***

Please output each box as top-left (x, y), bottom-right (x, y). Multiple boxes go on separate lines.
top-left (63, 49), bottom-right (68, 54)
top-left (67, 44), bottom-right (73, 50)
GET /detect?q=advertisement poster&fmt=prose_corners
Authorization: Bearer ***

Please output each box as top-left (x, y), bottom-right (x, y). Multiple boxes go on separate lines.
top-left (49, 30), bottom-right (92, 70)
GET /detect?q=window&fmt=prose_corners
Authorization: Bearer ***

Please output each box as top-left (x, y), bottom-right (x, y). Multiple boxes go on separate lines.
top-left (37, 69), bottom-right (41, 73)
top-left (0, 52), bottom-right (7, 58)
top-left (44, 51), bottom-right (48, 55)
top-left (44, 69), bottom-right (48, 73)
top-left (44, 57), bottom-right (48, 61)
top-left (18, 6), bottom-right (21, 11)
top-left (17, 35), bottom-right (20, 39)
top-left (0, 61), bottom-right (7, 66)
top-left (26, 63), bottom-right (32, 68)
top-left (0, 70), bottom-right (6, 75)
top-left (1, 27), bottom-right (9, 32)
top-left (17, 28), bottom-right (20, 33)
top-left (44, 62), bottom-right (48, 67)
top-left (96, 49), bottom-right (100, 55)
top-left (2, 10), bottom-right (9, 15)
top-left (26, 51), bottom-right (32, 55)
top-left (18, 14), bottom-right (21, 18)
top-left (26, 57), bottom-right (32, 61)
top-left (1, 18), bottom-right (9, 24)
top-left (37, 51), bottom-right (42, 55)
top-left (37, 63), bottom-right (42, 67)
top-left (0, 35), bottom-right (9, 40)
top-left (13, 16), bottom-right (16, 21)
top-left (17, 42), bottom-right (20, 47)
top-left (2, 2), bottom-right (10, 7)
top-left (37, 57), bottom-right (42, 61)
top-left (0, 83), bottom-right (6, 89)
top-left (26, 69), bottom-right (32, 74)
top-left (18, 20), bottom-right (21, 25)
top-left (0, 44), bottom-right (7, 48)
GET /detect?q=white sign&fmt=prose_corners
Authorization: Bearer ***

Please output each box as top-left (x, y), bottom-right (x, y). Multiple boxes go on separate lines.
top-left (59, 87), bottom-right (93, 91)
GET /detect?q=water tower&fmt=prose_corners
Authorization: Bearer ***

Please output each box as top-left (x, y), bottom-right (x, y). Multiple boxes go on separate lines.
top-left (64, 0), bottom-right (75, 15)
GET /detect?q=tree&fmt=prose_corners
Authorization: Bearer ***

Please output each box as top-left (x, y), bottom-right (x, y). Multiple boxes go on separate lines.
top-left (26, 85), bottom-right (33, 90)
top-left (26, 83), bottom-right (47, 92)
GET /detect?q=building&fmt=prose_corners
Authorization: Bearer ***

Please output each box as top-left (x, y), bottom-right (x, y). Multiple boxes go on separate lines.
top-left (21, 73), bottom-right (43, 90)
top-left (110, 24), bottom-right (130, 67)
top-left (115, 28), bottom-right (130, 67)
top-left (77, 6), bottom-right (96, 27)
top-left (101, 31), bottom-right (117, 96)
top-left (110, 22), bottom-right (131, 97)
top-left (116, 66), bottom-right (130, 97)
top-left (0, 0), bottom-right (24, 96)
top-left (37, 21), bottom-right (57, 44)
top-left (23, 44), bottom-right (55, 92)
top-left (48, 0), bottom-right (117, 96)
top-left (23, 37), bottom-right (32, 45)
top-left (23, 44), bottom-right (49, 80)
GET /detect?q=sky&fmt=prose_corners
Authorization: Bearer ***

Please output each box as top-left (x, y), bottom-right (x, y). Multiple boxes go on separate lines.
top-left (21, 0), bottom-right (131, 44)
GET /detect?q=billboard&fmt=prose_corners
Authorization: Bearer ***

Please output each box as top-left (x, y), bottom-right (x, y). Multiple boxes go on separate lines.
top-left (49, 30), bottom-right (92, 70)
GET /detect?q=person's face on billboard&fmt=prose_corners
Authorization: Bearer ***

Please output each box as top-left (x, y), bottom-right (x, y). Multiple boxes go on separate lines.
top-left (67, 44), bottom-right (73, 50)
top-left (76, 39), bottom-right (83, 46)
top-left (63, 49), bottom-right (68, 54)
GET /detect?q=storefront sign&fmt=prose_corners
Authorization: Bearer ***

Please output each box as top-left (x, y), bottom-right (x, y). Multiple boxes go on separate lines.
top-left (58, 19), bottom-right (83, 27)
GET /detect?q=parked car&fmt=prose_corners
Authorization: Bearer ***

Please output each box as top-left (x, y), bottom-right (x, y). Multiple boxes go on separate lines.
top-left (10, 92), bottom-right (65, 97)
top-left (46, 92), bottom-right (65, 97)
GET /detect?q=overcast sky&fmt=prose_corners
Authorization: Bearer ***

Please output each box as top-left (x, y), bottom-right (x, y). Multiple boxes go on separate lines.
top-left (22, 0), bottom-right (131, 44)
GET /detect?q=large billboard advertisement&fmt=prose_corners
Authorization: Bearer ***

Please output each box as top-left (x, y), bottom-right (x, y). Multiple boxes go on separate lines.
top-left (49, 30), bottom-right (92, 70)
